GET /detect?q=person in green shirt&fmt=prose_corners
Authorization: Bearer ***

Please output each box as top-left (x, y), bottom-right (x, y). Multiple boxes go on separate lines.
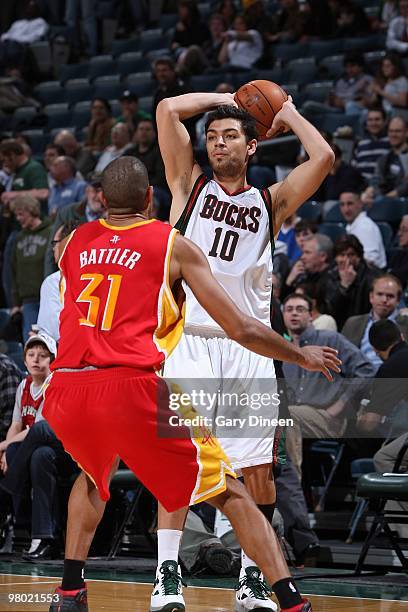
top-left (10, 195), bottom-right (52, 341)
top-left (0, 140), bottom-right (49, 209)
top-left (115, 90), bottom-right (152, 133)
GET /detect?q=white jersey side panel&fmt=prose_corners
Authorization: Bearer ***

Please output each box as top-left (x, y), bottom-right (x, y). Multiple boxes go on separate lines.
top-left (180, 177), bottom-right (273, 332)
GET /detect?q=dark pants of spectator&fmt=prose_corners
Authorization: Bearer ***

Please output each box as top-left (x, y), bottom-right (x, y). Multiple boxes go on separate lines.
top-left (22, 301), bottom-right (40, 342)
top-left (275, 455), bottom-right (319, 557)
top-left (1, 421), bottom-right (78, 539)
top-left (2, 230), bottom-right (17, 308)
top-left (0, 40), bottom-right (25, 73)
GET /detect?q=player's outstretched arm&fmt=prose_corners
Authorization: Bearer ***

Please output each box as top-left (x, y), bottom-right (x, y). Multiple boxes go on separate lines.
top-left (156, 92), bottom-right (236, 225)
top-left (170, 234), bottom-right (341, 380)
top-left (266, 98), bottom-right (335, 233)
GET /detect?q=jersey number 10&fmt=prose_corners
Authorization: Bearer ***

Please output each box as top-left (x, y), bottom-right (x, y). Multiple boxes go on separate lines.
top-left (76, 273), bottom-right (123, 331)
top-left (208, 228), bottom-right (239, 262)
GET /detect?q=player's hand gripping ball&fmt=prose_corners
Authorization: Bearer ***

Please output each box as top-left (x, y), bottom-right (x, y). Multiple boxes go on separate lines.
top-left (234, 80), bottom-right (288, 140)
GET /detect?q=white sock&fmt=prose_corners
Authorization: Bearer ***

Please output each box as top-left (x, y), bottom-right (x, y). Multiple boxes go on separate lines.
top-left (157, 529), bottom-right (183, 566)
top-left (28, 538), bottom-right (41, 554)
top-left (241, 549), bottom-right (257, 570)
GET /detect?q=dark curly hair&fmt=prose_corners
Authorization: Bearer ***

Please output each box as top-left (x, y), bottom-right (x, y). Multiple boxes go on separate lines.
top-left (205, 105), bottom-right (258, 142)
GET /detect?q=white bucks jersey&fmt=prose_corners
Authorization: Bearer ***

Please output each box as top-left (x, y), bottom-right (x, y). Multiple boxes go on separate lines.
top-left (176, 175), bottom-right (274, 332)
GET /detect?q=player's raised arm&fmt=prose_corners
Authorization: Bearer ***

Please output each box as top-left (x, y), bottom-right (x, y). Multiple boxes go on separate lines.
top-left (266, 98), bottom-right (335, 233)
top-left (156, 92), bottom-right (236, 225)
top-left (170, 234), bottom-right (341, 380)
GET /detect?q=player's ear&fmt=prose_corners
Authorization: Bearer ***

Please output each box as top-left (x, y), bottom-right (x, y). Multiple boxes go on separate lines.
top-left (144, 185), bottom-right (154, 217)
top-left (99, 191), bottom-right (109, 209)
top-left (248, 138), bottom-right (257, 156)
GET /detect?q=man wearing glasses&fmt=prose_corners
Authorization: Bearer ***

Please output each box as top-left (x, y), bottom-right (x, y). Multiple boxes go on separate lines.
top-left (281, 293), bottom-right (375, 478)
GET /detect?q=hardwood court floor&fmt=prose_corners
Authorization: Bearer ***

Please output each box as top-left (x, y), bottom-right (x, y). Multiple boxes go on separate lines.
top-left (1, 574), bottom-right (408, 611)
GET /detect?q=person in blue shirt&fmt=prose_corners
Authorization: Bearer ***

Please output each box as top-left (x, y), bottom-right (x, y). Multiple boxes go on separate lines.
top-left (47, 156), bottom-right (87, 217)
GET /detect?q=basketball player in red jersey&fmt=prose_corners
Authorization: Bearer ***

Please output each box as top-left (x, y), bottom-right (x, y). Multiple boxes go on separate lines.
top-left (155, 94), bottom-right (335, 612)
top-left (43, 157), bottom-right (339, 612)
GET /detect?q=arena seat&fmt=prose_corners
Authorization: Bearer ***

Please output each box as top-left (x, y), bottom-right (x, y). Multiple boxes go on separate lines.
top-left (139, 29), bottom-right (164, 54)
top-left (354, 438), bottom-right (408, 574)
top-left (323, 202), bottom-right (343, 222)
top-left (320, 113), bottom-right (360, 134)
top-left (318, 55), bottom-right (345, 80)
top-left (308, 39), bottom-right (343, 59)
top-left (93, 75), bottom-right (122, 100)
top-left (72, 101), bottom-right (92, 128)
top-left (59, 62), bottom-right (90, 83)
top-left (117, 51), bottom-right (146, 76)
top-left (89, 55), bottom-right (117, 80)
top-left (64, 79), bottom-right (94, 105)
top-left (138, 96), bottom-right (153, 113)
top-left (111, 38), bottom-right (140, 58)
top-left (33, 81), bottom-right (67, 105)
top-left (44, 103), bottom-right (72, 130)
top-left (0, 309), bottom-right (10, 331)
top-left (346, 458), bottom-right (376, 544)
top-left (125, 73), bottom-right (155, 97)
top-left (297, 200), bottom-right (322, 221)
top-left (159, 13), bottom-right (178, 31)
top-left (309, 440), bottom-right (346, 511)
top-left (287, 57), bottom-right (317, 86)
top-left (368, 198), bottom-right (407, 224)
top-left (271, 43), bottom-right (309, 62)
top-left (256, 67), bottom-right (285, 83)
top-left (303, 81), bottom-right (334, 103)
top-left (190, 74), bottom-right (225, 92)
top-left (21, 130), bottom-right (51, 154)
top-left (377, 222), bottom-right (394, 249)
top-left (11, 107), bottom-right (38, 130)
top-left (318, 222), bottom-right (346, 241)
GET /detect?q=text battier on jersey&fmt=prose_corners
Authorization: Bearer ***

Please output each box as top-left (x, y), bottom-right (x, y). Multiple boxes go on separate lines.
top-left (79, 248), bottom-right (142, 269)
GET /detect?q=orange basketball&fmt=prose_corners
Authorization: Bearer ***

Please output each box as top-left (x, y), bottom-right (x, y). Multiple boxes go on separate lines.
top-left (234, 80), bottom-right (288, 139)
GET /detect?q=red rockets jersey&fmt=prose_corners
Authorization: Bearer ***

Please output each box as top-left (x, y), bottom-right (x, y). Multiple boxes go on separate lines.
top-left (21, 376), bottom-right (43, 428)
top-left (52, 219), bottom-right (184, 371)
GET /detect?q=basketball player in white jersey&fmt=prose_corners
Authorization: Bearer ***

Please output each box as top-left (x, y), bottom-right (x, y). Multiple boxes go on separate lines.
top-left (151, 93), bottom-right (334, 612)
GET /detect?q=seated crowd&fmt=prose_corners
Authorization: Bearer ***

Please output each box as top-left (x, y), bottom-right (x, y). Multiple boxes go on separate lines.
top-left (0, 0), bottom-right (407, 571)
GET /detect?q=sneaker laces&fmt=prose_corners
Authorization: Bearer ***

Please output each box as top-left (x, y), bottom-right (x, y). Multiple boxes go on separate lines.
top-left (237, 570), bottom-right (271, 600)
top-left (159, 563), bottom-right (187, 596)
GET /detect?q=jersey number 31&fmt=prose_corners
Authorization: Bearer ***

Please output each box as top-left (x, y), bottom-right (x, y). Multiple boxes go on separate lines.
top-left (76, 273), bottom-right (122, 331)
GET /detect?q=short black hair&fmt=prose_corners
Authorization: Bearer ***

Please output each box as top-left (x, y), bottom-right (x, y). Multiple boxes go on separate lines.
top-left (334, 234), bottom-right (364, 259)
top-left (282, 292), bottom-right (313, 312)
top-left (344, 51), bottom-right (365, 67)
top-left (205, 105), bottom-right (258, 142)
top-left (101, 156), bottom-right (149, 212)
top-left (294, 219), bottom-right (318, 235)
top-left (369, 319), bottom-right (401, 351)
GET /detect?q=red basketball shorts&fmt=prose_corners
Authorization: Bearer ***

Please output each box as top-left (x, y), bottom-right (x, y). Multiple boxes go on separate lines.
top-left (43, 367), bottom-right (235, 512)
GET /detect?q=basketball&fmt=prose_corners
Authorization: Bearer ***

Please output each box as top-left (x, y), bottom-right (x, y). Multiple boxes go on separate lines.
top-left (234, 80), bottom-right (288, 139)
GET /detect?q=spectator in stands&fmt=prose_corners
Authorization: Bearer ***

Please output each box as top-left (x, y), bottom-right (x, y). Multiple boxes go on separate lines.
top-left (44, 176), bottom-right (104, 276)
top-left (282, 292), bottom-right (374, 477)
top-left (0, 139), bottom-right (48, 208)
top-left (218, 14), bottom-right (263, 70)
top-left (365, 53), bottom-right (408, 115)
top-left (380, 0), bottom-right (399, 28)
top-left (127, 120), bottom-right (170, 220)
top-left (175, 11), bottom-right (226, 77)
top-left (389, 215), bottom-right (408, 286)
top-left (171, 0), bottom-right (210, 62)
top-left (295, 283), bottom-right (337, 331)
top-left (53, 130), bottom-right (96, 179)
top-left (216, 0), bottom-right (237, 28)
top-left (342, 274), bottom-right (408, 370)
top-left (42, 143), bottom-right (65, 189)
top-left (95, 123), bottom-right (133, 173)
top-left (386, 0), bottom-right (408, 55)
top-left (65, 0), bottom-right (97, 57)
top-left (334, 0), bottom-right (371, 37)
top-left (315, 144), bottom-right (365, 203)
top-left (85, 98), bottom-right (115, 154)
top-left (115, 90), bottom-right (151, 133)
top-left (152, 57), bottom-right (195, 142)
top-left (362, 116), bottom-right (408, 202)
top-left (10, 195), bottom-right (51, 340)
top-left (47, 156), bottom-right (87, 217)
top-left (302, 52), bottom-right (373, 121)
top-left (300, 0), bottom-right (335, 39)
top-left (283, 233), bottom-right (333, 297)
top-left (242, 0), bottom-right (276, 61)
top-left (279, 218), bottom-right (317, 264)
top-left (339, 191), bottom-right (386, 269)
top-left (1, 0), bottom-right (47, 42)
top-left (268, 0), bottom-right (306, 43)
top-left (352, 108), bottom-right (390, 182)
top-left (0, 352), bottom-right (22, 442)
top-left (327, 234), bottom-right (380, 328)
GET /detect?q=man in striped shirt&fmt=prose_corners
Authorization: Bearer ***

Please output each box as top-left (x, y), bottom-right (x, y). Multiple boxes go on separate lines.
top-left (352, 108), bottom-right (390, 181)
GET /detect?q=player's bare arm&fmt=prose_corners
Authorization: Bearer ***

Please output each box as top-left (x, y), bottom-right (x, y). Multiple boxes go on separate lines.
top-left (170, 234), bottom-right (341, 380)
top-left (267, 98), bottom-right (335, 233)
top-left (156, 92), bottom-right (236, 225)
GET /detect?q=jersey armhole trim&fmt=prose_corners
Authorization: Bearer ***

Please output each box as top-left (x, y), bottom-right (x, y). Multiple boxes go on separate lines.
top-left (175, 173), bottom-right (208, 235)
top-left (260, 188), bottom-right (275, 253)
top-left (57, 229), bottom-right (77, 271)
top-left (164, 228), bottom-right (181, 318)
